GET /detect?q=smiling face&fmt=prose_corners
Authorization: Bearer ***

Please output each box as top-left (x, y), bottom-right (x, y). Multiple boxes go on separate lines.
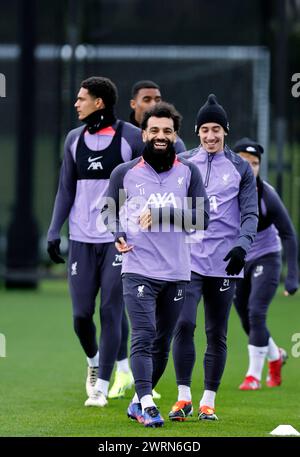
top-left (198, 122), bottom-right (226, 153)
top-left (142, 116), bottom-right (177, 152)
top-left (130, 88), bottom-right (162, 125)
top-left (238, 152), bottom-right (260, 177)
top-left (74, 87), bottom-right (104, 120)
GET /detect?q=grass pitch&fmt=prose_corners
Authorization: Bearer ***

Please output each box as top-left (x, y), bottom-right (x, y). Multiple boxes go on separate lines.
top-left (0, 280), bottom-right (299, 437)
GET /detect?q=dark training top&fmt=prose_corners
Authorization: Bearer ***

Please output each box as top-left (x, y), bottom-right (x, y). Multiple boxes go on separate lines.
top-left (246, 177), bottom-right (299, 292)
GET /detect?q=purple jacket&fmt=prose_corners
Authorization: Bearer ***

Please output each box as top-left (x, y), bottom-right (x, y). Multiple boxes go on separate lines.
top-left (105, 156), bottom-right (210, 281)
top-left (47, 121), bottom-right (144, 243)
top-left (180, 146), bottom-right (258, 278)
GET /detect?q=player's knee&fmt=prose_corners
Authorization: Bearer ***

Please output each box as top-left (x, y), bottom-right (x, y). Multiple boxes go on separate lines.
top-left (249, 310), bottom-right (266, 328)
top-left (131, 327), bottom-right (155, 354)
top-left (206, 330), bottom-right (227, 351)
top-left (101, 308), bottom-right (121, 329)
top-left (174, 319), bottom-right (196, 340)
top-left (153, 337), bottom-right (171, 357)
top-left (73, 315), bottom-right (93, 335)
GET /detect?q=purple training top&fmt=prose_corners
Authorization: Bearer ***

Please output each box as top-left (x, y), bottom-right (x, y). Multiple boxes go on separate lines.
top-left (180, 146), bottom-right (258, 278)
top-left (47, 121), bottom-right (144, 243)
top-left (106, 156), bottom-right (210, 281)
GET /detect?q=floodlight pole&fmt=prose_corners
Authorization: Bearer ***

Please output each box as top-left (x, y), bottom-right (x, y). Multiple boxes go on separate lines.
top-left (67, 0), bottom-right (80, 131)
top-left (5, 0), bottom-right (39, 288)
top-left (274, 0), bottom-right (287, 197)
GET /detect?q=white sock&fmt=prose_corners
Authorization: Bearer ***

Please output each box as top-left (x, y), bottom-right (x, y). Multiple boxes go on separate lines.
top-left (267, 337), bottom-right (280, 361)
top-left (116, 358), bottom-right (130, 373)
top-left (140, 394), bottom-right (155, 413)
top-left (132, 393), bottom-right (139, 404)
top-left (246, 344), bottom-right (268, 380)
top-left (178, 385), bottom-right (192, 402)
top-left (95, 378), bottom-right (109, 397)
top-left (200, 390), bottom-right (216, 409)
top-left (87, 351), bottom-right (99, 368)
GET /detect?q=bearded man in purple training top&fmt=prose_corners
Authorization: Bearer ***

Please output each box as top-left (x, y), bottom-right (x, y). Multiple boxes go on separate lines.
top-left (47, 76), bottom-right (144, 408)
top-left (109, 80), bottom-right (187, 401)
top-left (105, 102), bottom-right (210, 428)
top-left (169, 94), bottom-right (258, 422)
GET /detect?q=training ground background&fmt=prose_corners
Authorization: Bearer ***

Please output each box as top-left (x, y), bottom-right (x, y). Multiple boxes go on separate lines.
top-left (0, 280), bottom-right (299, 438)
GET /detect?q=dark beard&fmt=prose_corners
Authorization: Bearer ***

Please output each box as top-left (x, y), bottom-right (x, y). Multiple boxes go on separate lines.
top-left (142, 140), bottom-right (176, 173)
top-left (81, 107), bottom-right (117, 134)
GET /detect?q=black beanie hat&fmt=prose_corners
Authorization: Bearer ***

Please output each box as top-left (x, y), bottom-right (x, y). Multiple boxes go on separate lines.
top-left (195, 94), bottom-right (229, 134)
top-left (233, 137), bottom-right (264, 161)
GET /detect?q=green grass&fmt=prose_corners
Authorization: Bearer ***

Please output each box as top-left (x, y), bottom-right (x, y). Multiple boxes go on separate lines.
top-left (0, 280), bottom-right (299, 437)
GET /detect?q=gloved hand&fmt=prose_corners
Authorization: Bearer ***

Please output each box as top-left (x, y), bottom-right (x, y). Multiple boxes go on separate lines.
top-left (223, 247), bottom-right (246, 276)
top-left (284, 277), bottom-right (298, 296)
top-left (47, 239), bottom-right (65, 264)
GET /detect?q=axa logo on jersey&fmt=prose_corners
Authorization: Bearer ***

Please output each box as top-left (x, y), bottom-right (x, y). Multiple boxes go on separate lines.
top-left (142, 192), bottom-right (178, 211)
top-left (100, 193), bottom-right (205, 234)
top-left (87, 156), bottom-right (103, 170)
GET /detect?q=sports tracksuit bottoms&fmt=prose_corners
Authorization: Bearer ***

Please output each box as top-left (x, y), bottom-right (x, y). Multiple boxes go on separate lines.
top-left (122, 273), bottom-right (187, 400)
top-left (173, 272), bottom-right (236, 392)
top-left (118, 309), bottom-right (130, 361)
top-left (68, 240), bottom-right (123, 381)
top-left (234, 252), bottom-right (281, 346)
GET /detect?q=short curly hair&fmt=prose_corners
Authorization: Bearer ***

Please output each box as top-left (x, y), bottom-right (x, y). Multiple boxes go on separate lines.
top-left (131, 80), bottom-right (160, 98)
top-left (141, 102), bottom-right (182, 133)
top-left (81, 76), bottom-right (118, 107)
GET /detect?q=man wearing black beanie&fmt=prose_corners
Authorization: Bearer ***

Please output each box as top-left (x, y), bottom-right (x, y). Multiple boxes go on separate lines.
top-left (169, 94), bottom-right (258, 422)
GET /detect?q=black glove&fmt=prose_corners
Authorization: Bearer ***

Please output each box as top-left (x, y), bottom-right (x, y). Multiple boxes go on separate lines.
top-left (47, 239), bottom-right (65, 264)
top-left (286, 288), bottom-right (298, 296)
top-left (284, 277), bottom-right (298, 295)
top-left (223, 247), bottom-right (246, 276)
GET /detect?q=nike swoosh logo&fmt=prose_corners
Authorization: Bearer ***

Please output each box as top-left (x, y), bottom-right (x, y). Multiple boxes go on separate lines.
top-left (174, 296), bottom-right (183, 301)
top-left (135, 183), bottom-right (145, 188)
top-left (112, 262), bottom-right (122, 267)
top-left (253, 273), bottom-right (263, 277)
top-left (219, 287), bottom-right (230, 292)
top-left (88, 156), bottom-right (103, 163)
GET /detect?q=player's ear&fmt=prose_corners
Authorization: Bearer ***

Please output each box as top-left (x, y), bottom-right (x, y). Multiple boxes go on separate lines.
top-left (142, 129), bottom-right (147, 143)
top-left (130, 99), bottom-right (136, 110)
top-left (95, 97), bottom-right (104, 109)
